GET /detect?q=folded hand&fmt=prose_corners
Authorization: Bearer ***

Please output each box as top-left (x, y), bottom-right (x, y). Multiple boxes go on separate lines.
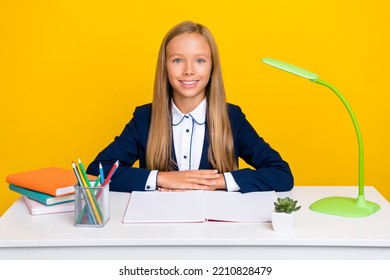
top-left (157, 170), bottom-right (226, 192)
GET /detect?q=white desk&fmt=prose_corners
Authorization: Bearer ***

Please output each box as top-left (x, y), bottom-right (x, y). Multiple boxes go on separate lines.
top-left (0, 186), bottom-right (389, 260)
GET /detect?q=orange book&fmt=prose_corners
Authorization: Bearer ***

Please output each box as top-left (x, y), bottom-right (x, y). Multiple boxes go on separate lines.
top-left (6, 167), bottom-right (95, 196)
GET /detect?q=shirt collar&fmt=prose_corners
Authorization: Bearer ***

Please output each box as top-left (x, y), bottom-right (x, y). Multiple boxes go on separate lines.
top-left (171, 98), bottom-right (207, 126)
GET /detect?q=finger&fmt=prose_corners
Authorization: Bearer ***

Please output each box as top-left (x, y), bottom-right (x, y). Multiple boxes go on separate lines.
top-left (191, 169), bottom-right (219, 175)
top-left (187, 171), bottom-right (220, 180)
top-left (159, 187), bottom-right (188, 192)
top-left (181, 177), bottom-right (217, 188)
top-left (173, 182), bottom-right (210, 190)
top-left (203, 186), bottom-right (218, 191)
top-left (174, 183), bottom-right (207, 190)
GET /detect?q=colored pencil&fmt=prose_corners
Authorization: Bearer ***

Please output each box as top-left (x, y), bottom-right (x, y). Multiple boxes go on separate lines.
top-left (72, 162), bottom-right (95, 224)
top-left (102, 160), bottom-right (119, 186)
top-left (80, 176), bottom-right (101, 224)
top-left (74, 161), bottom-right (102, 225)
top-left (99, 162), bottom-right (105, 185)
top-left (78, 158), bottom-right (91, 187)
top-left (93, 175), bottom-right (101, 187)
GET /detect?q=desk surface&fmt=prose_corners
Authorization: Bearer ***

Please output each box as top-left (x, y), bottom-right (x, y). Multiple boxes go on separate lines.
top-left (0, 186), bottom-right (389, 260)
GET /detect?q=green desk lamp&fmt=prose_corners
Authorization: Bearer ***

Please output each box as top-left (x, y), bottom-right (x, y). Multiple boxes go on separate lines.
top-left (262, 57), bottom-right (380, 218)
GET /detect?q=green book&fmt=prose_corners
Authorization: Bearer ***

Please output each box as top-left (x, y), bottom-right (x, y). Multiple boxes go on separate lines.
top-left (9, 184), bottom-right (74, 206)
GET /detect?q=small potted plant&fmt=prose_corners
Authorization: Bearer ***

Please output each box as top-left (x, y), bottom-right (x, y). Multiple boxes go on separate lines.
top-left (272, 197), bottom-right (301, 233)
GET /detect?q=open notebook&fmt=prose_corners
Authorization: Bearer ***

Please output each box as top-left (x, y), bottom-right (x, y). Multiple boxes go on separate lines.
top-left (122, 190), bottom-right (277, 223)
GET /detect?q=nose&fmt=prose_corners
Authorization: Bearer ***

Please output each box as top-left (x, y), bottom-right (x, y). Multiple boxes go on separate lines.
top-left (183, 62), bottom-right (194, 76)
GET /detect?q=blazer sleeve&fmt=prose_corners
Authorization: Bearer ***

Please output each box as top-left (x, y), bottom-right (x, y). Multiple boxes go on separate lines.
top-left (228, 104), bottom-right (294, 193)
top-left (86, 105), bottom-right (152, 192)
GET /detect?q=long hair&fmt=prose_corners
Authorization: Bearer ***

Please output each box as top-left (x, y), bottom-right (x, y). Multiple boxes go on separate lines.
top-left (146, 21), bottom-right (237, 172)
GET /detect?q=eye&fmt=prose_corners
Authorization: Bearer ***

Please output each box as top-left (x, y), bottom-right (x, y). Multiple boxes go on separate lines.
top-left (196, 58), bottom-right (206, 63)
top-left (173, 58), bottom-right (183, 63)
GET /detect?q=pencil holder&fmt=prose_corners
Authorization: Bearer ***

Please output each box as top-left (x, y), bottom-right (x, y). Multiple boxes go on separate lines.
top-left (74, 182), bottom-right (110, 227)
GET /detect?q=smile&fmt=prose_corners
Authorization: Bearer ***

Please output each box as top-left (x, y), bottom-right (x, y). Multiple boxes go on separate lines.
top-left (180, 80), bottom-right (198, 88)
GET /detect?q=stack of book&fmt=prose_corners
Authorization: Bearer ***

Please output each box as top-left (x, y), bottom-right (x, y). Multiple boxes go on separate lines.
top-left (6, 167), bottom-right (94, 215)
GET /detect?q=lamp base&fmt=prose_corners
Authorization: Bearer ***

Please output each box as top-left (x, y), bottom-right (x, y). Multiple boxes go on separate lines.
top-left (309, 195), bottom-right (380, 218)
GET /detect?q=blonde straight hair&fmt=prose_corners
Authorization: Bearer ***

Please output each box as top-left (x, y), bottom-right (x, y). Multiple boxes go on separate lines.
top-left (146, 21), bottom-right (237, 173)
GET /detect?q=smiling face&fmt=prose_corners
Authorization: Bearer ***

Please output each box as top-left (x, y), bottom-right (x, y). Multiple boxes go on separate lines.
top-left (166, 32), bottom-right (212, 113)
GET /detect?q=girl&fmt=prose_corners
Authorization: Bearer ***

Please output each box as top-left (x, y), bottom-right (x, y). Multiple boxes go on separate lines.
top-left (86, 21), bottom-right (294, 193)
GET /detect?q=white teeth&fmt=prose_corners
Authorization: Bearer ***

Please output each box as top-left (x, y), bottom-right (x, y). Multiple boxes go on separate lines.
top-left (181, 81), bottom-right (197, 85)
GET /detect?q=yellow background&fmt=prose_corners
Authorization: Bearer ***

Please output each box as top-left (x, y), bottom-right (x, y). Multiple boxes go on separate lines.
top-left (1, 0), bottom-right (389, 216)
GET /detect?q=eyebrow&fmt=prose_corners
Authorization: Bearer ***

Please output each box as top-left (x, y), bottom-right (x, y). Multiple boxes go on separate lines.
top-left (167, 53), bottom-right (211, 58)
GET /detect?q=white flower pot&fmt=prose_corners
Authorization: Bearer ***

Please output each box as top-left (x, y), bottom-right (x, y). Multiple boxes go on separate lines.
top-left (271, 211), bottom-right (296, 233)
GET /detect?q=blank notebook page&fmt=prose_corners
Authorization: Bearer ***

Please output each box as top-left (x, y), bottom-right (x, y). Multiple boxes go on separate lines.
top-left (205, 191), bottom-right (277, 222)
top-left (123, 191), bottom-right (205, 223)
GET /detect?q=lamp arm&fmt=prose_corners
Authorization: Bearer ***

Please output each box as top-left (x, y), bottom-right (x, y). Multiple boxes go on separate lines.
top-left (314, 78), bottom-right (364, 196)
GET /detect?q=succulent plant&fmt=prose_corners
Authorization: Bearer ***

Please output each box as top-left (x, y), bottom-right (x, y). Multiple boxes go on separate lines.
top-left (274, 197), bottom-right (301, 214)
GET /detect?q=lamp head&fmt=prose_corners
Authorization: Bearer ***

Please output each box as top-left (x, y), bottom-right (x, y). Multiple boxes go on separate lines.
top-left (262, 58), bottom-right (319, 81)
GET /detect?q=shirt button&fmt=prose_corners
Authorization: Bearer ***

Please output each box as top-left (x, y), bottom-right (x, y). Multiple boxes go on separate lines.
top-left (186, 129), bottom-right (190, 133)
top-left (146, 185), bottom-right (151, 190)
top-left (183, 155), bottom-right (188, 159)
top-left (185, 115), bottom-right (189, 118)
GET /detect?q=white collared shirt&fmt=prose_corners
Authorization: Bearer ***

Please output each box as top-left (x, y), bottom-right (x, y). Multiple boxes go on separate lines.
top-left (145, 98), bottom-right (240, 192)
top-left (172, 99), bottom-right (206, 171)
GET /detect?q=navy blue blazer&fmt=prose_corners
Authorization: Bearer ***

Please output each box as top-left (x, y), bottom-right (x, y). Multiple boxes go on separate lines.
top-left (86, 103), bottom-right (294, 193)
